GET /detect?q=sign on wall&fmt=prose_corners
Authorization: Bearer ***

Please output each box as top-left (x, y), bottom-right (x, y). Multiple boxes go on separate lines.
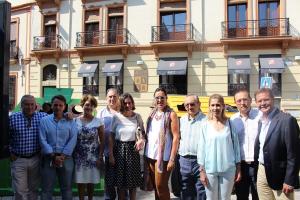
top-left (260, 77), bottom-right (272, 89)
top-left (134, 69), bottom-right (148, 92)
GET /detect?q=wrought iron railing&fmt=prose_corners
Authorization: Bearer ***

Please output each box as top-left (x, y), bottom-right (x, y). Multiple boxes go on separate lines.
top-left (221, 18), bottom-right (290, 39)
top-left (76, 28), bottom-right (129, 47)
top-left (10, 45), bottom-right (18, 59)
top-left (152, 23), bottom-right (195, 42)
top-left (159, 83), bottom-right (187, 95)
top-left (33, 35), bottom-right (62, 50)
top-left (83, 85), bottom-right (99, 96)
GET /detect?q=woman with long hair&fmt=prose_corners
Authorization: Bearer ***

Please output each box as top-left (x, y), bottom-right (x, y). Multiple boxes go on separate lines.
top-left (73, 95), bottom-right (104, 200)
top-left (197, 94), bottom-right (241, 200)
top-left (109, 93), bottom-right (145, 200)
top-left (144, 87), bottom-right (180, 200)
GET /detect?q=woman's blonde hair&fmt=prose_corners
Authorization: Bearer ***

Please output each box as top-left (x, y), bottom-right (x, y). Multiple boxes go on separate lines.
top-left (207, 94), bottom-right (227, 121)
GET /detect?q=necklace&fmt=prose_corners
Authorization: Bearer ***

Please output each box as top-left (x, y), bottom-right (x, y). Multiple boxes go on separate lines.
top-left (154, 112), bottom-right (163, 121)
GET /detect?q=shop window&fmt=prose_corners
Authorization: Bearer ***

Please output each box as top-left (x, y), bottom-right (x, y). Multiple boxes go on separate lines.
top-left (83, 61), bottom-right (99, 96)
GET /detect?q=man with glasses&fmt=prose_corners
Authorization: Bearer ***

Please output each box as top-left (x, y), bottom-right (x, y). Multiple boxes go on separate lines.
top-left (178, 94), bottom-right (206, 200)
top-left (9, 95), bottom-right (47, 200)
top-left (230, 89), bottom-right (261, 200)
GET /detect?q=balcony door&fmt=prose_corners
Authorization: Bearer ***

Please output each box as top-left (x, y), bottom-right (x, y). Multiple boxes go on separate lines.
top-left (259, 1), bottom-right (279, 36)
top-left (85, 23), bottom-right (99, 46)
top-left (160, 12), bottom-right (186, 41)
top-left (108, 16), bottom-right (123, 44)
top-left (227, 4), bottom-right (247, 38)
top-left (44, 15), bottom-right (56, 48)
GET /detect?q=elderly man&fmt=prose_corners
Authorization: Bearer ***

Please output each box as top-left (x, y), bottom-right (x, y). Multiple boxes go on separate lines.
top-left (254, 88), bottom-right (300, 200)
top-left (9, 95), bottom-right (47, 200)
top-left (178, 94), bottom-right (206, 200)
top-left (39, 95), bottom-right (78, 200)
top-left (96, 88), bottom-right (120, 200)
top-left (231, 89), bottom-right (260, 200)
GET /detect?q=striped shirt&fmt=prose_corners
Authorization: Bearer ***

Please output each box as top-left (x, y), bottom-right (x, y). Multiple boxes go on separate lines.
top-left (179, 112), bottom-right (206, 156)
top-left (9, 111), bottom-right (47, 156)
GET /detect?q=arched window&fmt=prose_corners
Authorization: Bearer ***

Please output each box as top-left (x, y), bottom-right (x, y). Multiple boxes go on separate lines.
top-left (43, 64), bottom-right (57, 81)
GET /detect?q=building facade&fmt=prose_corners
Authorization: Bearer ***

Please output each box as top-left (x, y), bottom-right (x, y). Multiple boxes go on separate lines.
top-left (8, 0), bottom-right (300, 120)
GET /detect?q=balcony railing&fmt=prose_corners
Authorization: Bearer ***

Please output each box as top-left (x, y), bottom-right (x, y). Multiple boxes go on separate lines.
top-left (152, 23), bottom-right (194, 42)
top-left (76, 28), bottom-right (129, 47)
top-left (10, 45), bottom-right (18, 59)
top-left (222, 18), bottom-right (290, 39)
top-left (33, 35), bottom-right (62, 50)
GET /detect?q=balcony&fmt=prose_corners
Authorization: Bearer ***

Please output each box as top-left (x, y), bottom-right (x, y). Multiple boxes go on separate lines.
top-left (10, 45), bottom-right (18, 60)
top-left (221, 18), bottom-right (292, 55)
top-left (75, 28), bottom-right (130, 60)
top-left (150, 24), bottom-right (196, 58)
top-left (31, 35), bottom-right (62, 63)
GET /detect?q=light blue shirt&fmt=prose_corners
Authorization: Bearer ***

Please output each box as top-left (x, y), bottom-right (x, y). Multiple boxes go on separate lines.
top-left (258, 108), bottom-right (277, 164)
top-left (39, 114), bottom-right (78, 156)
top-left (179, 112), bottom-right (206, 156)
top-left (197, 119), bottom-right (241, 173)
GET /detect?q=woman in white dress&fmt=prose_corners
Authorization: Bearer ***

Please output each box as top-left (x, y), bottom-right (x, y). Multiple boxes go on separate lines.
top-left (73, 95), bottom-right (104, 200)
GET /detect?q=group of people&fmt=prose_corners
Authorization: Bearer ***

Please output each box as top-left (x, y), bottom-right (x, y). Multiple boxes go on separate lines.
top-left (8, 86), bottom-right (300, 200)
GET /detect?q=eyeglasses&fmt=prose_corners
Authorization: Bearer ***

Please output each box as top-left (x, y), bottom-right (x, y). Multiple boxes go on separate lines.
top-left (185, 103), bottom-right (196, 107)
top-left (155, 96), bottom-right (166, 100)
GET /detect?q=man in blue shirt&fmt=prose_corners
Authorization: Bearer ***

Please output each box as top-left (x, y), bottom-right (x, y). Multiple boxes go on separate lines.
top-left (9, 95), bottom-right (47, 200)
top-left (178, 94), bottom-right (206, 200)
top-left (39, 95), bottom-right (78, 200)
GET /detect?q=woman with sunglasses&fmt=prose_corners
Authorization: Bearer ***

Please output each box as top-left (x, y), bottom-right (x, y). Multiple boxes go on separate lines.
top-left (144, 87), bottom-right (180, 200)
top-left (108, 93), bottom-right (145, 200)
top-left (197, 94), bottom-right (241, 200)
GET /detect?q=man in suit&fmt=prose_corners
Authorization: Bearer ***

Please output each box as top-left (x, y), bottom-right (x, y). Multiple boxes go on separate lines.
top-left (254, 88), bottom-right (300, 200)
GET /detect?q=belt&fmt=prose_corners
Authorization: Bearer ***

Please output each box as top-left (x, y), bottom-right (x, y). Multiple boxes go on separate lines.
top-left (182, 155), bottom-right (197, 159)
top-left (241, 160), bottom-right (256, 165)
top-left (15, 152), bottom-right (39, 159)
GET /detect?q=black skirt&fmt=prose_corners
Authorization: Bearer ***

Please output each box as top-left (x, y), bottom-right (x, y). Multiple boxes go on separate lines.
top-left (113, 140), bottom-right (142, 189)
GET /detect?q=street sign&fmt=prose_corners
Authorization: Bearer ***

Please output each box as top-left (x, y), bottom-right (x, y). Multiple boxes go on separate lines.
top-left (260, 76), bottom-right (272, 89)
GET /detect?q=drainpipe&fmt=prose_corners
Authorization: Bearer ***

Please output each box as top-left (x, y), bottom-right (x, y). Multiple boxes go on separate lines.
top-left (67, 0), bottom-right (73, 88)
top-left (201, 0), bottom-right (205, 96)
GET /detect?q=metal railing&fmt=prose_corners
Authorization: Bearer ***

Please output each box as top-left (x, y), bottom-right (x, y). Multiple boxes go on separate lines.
top-left (76, 28), bottom-right (129, 47)
top-left (10, 45), bottom-right (18, 59)
top-left (33, 35), bottom-right (62, 50)
top-left (221, 18), bottom-right (290, 39)
top-left (152, 23), bottom-right (195, 42)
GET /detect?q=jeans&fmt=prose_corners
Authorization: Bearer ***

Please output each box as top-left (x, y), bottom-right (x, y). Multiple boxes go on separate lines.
top-left (41, 156), bottom-right (74, 200)
top-left (235, 161), bottom-right (258, 200)
top-left (11, 155), bottom-right (40, 200)
top-left (179, 156), bottom-right (206, 200)
top-left (205, 168), bottom-right (235, 200)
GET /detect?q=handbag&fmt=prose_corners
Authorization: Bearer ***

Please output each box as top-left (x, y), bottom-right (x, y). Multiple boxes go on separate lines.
top-left (171, 154), bottom-right (182, 197)
top-left (140, 156), bottom-right (154, 191)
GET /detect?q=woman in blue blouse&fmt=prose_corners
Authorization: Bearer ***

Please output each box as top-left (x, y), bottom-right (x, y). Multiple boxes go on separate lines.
top-left (197, 94), bottom-right (241, 200)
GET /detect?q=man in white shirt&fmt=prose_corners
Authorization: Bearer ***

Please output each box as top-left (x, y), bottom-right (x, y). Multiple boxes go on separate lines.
top-left (231, 89), bottom-right (260, 200)
top-left (178, 94), bottom-right (206, 200)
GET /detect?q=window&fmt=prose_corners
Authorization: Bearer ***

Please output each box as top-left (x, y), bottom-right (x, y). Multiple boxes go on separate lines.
top-left (106, 60), bottom-right (124, 95)
top-left (159, 75), bottom-right (187, 95)
top-left (228, 74), bottom-right (250, 96)
top-left (108, 7), bottom-right (124, 44)
top-left (227, 55), bottom-right (250, 96)
top-left (10, 21), bottom-right (18, 59)
top-left (9, 75), bottom-right (17, 111)
top-left (85, 10), bottom-right (100, 46)
top-left (259, 54), bottom-right (282, 97)
top-left (227, 3), bottom-right (247, 37)
top-left (258, 1), bottom-right (279, 36)
top-left (160, 12), bottom-right (186, 40)
top-left (43, 65), bottom-right (57, 81)
top-left (83, 61), bottom-right (99, 96)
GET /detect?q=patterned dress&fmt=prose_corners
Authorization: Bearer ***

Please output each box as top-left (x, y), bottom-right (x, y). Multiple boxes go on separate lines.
top-left (74, 117), bottom-right (103, 183)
